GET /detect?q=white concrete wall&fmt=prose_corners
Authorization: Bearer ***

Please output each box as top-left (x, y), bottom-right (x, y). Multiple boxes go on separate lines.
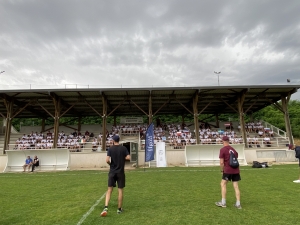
top-left (4, 149), bottom-right (70, 172)
top-left (1, 148), bottom-right (295, 172)
top-left (166, 150), bottom-right (185, 166)
top-left (185, 144), bottom-right (247, 166)
top-left (136, 150), bottom-right (186, 167)
top-left (70, 152), bottom-right (108, 169)
top-left (0, 155), bottom-right (8, 172)
top-left (244, 150), bottom-right (258, 163)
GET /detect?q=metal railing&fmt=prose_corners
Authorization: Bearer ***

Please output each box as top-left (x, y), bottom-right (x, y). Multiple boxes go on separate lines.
top-left (139, 136), bottom-right (290, 150)
top-left (261, 120), bottom-right (288, 139)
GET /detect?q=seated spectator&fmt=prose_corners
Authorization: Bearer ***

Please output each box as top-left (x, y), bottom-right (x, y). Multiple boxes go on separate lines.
top-left (23, 156), bottom-right (33, 172)
top-left (247, 135), bottom-right (252, 147)
top-left (269, 130), bottom-right (274, 138)
top-left (73, 130), bottom-right (78, 137)
top-left (252, 136), bottom-right (259, 146)
top-left (92, 138), bottom-right (98, 151)
top-left (31, 155), bottom-right (39, 172)
top-left (263, 136), bottom-right (271, 147)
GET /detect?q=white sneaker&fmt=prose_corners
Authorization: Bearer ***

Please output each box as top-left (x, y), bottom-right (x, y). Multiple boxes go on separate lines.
top-left (215, 201), bottom-right (226, 208)
top-left (293, 180), bottom-right (300, 183)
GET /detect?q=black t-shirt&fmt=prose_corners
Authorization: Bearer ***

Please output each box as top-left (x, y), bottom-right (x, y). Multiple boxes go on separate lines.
top-left (34, 158), bottom-right (39, 166)
top-left (107, 145), bottom-right (129, 173)
top-left (295, 146), bottom-right (300, 158)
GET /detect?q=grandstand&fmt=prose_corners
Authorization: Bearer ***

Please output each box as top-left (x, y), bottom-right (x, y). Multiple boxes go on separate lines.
top-left (0, 85), bottom-right (299, 172)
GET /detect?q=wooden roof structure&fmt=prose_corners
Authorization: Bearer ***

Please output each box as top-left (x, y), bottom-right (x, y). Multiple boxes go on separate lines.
top-left (1, 85), bottom-right (299, 152)
top-left (0, 85), bottom-right (299, 119)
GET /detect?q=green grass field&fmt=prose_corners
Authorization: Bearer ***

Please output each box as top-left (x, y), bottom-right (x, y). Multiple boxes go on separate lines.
top-left (0, 165), bottom-right (299, 225)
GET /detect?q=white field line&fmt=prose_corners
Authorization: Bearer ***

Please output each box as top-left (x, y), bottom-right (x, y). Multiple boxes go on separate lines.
top-left (76, 191), bottom-right (106, 225)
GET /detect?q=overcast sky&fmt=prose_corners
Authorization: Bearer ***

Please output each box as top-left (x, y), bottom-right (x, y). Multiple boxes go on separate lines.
top-left (0, 0), bottom-right (300, 98)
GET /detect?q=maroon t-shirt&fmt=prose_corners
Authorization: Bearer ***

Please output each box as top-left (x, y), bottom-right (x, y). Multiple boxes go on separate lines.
top-left (219, 145), bottom-right (240, 174)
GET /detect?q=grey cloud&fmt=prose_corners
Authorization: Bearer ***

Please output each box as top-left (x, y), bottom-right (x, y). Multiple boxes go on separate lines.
top-left (0, 0), bottom-right (300, 99)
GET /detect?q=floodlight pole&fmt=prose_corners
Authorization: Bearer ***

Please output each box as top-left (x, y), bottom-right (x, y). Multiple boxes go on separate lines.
top-left (214, 71), bottom-right (221, 86)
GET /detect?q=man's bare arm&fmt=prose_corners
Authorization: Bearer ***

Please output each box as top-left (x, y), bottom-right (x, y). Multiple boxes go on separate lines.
top-left (220, 158), bottom-right (224, 172)
top-left (106, 156), bottom-right (111, 165)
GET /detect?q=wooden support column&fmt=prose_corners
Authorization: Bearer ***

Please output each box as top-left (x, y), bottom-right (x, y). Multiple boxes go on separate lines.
top-left (181, 115), bottom-right (185, 127)
top-left (282, 95), bottom-right (293, 144)
top-left (3, 100), bottom-right (14, 153)
top-left (148, 94), bottom-right (152, 125)
top-left (215, 114), bottom-right (220, 128)
top-left (193, 92), bottom-right (200, 144)
top-left (78, 116), bottom-right (82, 133)
top-left (102, 96), bottom-right (107, 151)
top-left (41, 118), bottom-right (45, 132)
top-left (249, 113), bottom-right (254, 122)
top-left (53, 98), bottom-right (61, 148)
top-left (237, 92), bottom-right (247, 148)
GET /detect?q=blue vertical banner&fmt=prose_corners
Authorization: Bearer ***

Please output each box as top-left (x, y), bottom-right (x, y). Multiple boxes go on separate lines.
top-left (145, 123), bottom-right (155, 162)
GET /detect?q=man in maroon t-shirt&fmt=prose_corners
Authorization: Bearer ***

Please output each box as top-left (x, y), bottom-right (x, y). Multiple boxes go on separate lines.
top-left (215, 136), bottom-right (242, 209)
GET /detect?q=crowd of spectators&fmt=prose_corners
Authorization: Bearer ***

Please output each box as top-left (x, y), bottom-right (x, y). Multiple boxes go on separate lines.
top-left (13, 121), bottom-right (275, 151)
top-left (239, 121), bottom-right (274, 147)
top-left (14, 130), bottom-right (93, 152)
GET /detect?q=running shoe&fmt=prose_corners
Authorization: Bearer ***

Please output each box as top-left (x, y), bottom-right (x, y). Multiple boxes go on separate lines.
top-left (215, 202), bottom-right (226, 208)
top-left (234, 204), bottom-right (242, 209)
top-left (100, 208), bottom-right (108, 217)
top-left (117, 208), bottom-right (123, 214)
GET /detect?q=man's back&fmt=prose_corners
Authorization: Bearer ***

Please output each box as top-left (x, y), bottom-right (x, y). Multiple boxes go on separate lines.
top-left (295, 146), bottom-right (300, 158)
top-left (108, 145), bottom-right (129, 173)
top-left (219, 145), bottom-right (240, 174)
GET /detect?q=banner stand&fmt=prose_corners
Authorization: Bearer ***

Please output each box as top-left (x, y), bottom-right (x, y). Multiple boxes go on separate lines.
top-left (144, 123), bottom-right (155, 172)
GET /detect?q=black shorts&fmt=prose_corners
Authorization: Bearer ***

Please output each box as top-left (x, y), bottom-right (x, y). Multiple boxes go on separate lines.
top-left (222, 173), bottom-right (241, 182)
top-left (108, 172), bottom-right (125, 188)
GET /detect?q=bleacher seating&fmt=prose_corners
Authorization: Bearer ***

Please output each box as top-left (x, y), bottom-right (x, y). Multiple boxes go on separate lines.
top-left (7, 120), bottom-right (290, 152)
top-left (12, 130), bottom-right (90, 152)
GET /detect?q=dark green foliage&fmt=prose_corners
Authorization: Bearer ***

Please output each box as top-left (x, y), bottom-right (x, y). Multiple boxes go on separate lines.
top-left (252, 100), bottom-right (300, 137)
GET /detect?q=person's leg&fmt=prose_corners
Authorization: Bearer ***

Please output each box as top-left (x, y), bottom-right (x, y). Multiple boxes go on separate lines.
top-left (232, 182), bottom-right (242, 209)
top-left (221, 179), bottom-right (228, 204)
top-left (101, 173), bottom-right (116, 216)
top-left (216, 178), bottom-right (227, 207)
top-left (100, 187), bottom-right (113, 217)
top-left (117, 188), bottom-right (124, 209)
top-left (232, 182), bottom-right (240, 203)
top-left (23, 164), bottom-right (26, 172)
top-left (104, 187), bottom-right (113, 206)
top-left (32, 164), bottom-right (35, 172)
top-left (298, 159), bottom-right (300, 180)
top-left (298, 161), bottom-right (300, 180)
top-left (114, 173), bottom-right (126, 213)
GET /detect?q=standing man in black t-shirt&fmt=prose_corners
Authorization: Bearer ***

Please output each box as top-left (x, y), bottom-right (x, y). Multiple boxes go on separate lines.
top-left (100, 135), bottom-right (130, 217)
